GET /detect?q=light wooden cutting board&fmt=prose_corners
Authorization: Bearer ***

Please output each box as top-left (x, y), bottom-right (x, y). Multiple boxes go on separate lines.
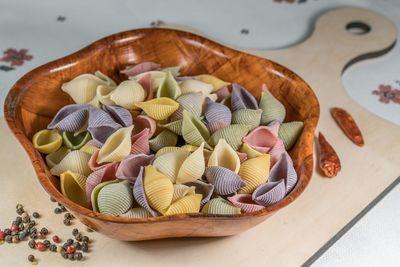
top-left (0, 7), bottom-right (399, 267)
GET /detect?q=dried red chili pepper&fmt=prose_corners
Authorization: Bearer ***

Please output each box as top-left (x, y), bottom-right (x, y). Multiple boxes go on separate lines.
top-left (331, 107), bottom-right (364, 146)
top-left (317, 132), bottom-right (341, 178)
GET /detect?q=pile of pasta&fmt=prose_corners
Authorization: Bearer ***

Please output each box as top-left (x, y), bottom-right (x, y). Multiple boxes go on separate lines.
top-left (31, 62), bottom-right (304, 218)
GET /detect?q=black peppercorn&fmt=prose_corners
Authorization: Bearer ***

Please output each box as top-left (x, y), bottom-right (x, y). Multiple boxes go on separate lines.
top-left (63, 218), bottom-right (71, 226)
top-left (49, 244), bottom-right (57, 252)
top-left (30, 233), bottom-right (37, 240)
top-left (54, 208), bottom-right (62, 214)
top-left (5, 235), bottom-right (12, 243)
top-left (15, 216), bottom-right (22, 225)
top-left (16, 207), bottom-right (24, 215)
top-left (61, 206), bottom-right (67, 212)
top-left (18, 223), bottom-right (24, 231)
top-left (74, 252), bottom-right (83, 261)
top-left (4, 228), bottom-right (11, 235)
top-left (64, 213), bottom-right (73, 220)
top-left (81, 242), bottom-right (89, 253)
top-left (16, 203), bottom-right (23, 210)
top-left (32, 212), bottom-right (40, 219)
top-left (72, 228), bottom-right (79, 236)
top-left (72, 241), bottom-right (81, 250)
top-left (28, 239), bottom-right (36, 249)
top-left (28, 254), bottom-right (35, 262)
top-left (66, 238), bottom-right (73, 245)
top-left (50, 196), bottom-right (56, 202)
top-left (75, 233), bottom-right (82, 242)
top-left (68, 253), bottom-right (75, 260)
top-left (82, 236), bottom-right (89, 243)
top-left (43, 240), bottom-right (51, 247)
top-left (40, 227), bottom-right (48, 235)
top-left (61, 251), bottom-right (68, 259)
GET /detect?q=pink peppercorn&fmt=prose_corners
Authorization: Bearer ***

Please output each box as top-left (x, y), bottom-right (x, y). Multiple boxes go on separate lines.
top-left (66, 246), bottom-right (76, 254)
top-left (36, 242), bottom-right (46, 251)
top-left (10, 224), bottom-right (18, 232)
top-left (0, 230), bottom-right (5, 240)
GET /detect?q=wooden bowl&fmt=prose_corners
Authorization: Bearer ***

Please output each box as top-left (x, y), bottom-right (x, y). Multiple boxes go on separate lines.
top-left (4, 28), bottom-right (319, 241)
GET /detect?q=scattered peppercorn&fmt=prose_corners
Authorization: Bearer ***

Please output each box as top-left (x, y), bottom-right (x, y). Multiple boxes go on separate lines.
top-left (49, 244), bottom-right (57, 252)
top-left (5, 235), bottom-right (12, 243)
top-left (54, 208), bottom-right (62, 214)
top-left (28, 239), bottom-right (36, 249)
top-left (61, 251), bottom-right (68, 259)
top-left (28, 254), bottom-right (35, 262)
top-left (66, 238), bottom-right (73, 245)
top-left (82, 236), bottom-right (89, 243)
top-left (28, 221), bottom-right (35, 229)
top-left (16, 207), bottom-right (24, 215)
top-left (74, 252), bottom-right (83, 261)
top-left (16, 204), bottom-right (23, 210)
top-left (40, 227), bottom-right (48, 236)
top-left (52, 235), bottom-right (60, 243)
top-left (11, 224), bottom-right (19, 232)
top-left (61, 206), bottom-right (67, 212)
top-left (4, 228), bottom-right (11, 235)
top-left (68, 253), bottom-right (75, 260)
top-left (72, 228), bottom-right (79, 236)
top-left (12, 236), bottom-right (20, 243)
top-left (18, 223), bottom-right (24, 231)
top-left (15, 216), bottom-right (22, 225)
top-left (32, 212), bottom-right (40, 219)
top-left (66, 245), bottom-right (76, 254)
top-left (75, 233), bottom-right (82, 242)
top-left (50, 196), bottom-right (56, 202)
top-left (30, 233), bottom-right (37, 240)
top-left (72, 241), bottom-right (81, 250)
top-left (0, 230), bottom-right (5, 240)
top-left (35, 242), bottom-right (46, 251)
top-left (23, 216), bottom-right (31, 223)
top-left (81, 242), bottom-right (89, 253)
top-left (63, 219), bottom-right (71, 226)
top-left (43, 240), bottom-right (50, 248)
top-left (64, 213), bottom-right (73, 220)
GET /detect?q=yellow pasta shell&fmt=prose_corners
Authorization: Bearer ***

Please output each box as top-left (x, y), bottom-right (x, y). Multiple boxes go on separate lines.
top-left (144, 165), bottom-right (174, 213)
top-left (32, 129), bottom-right (62, 154)
top-left (195, 74), bottom-right (230, 92)
top-left (97, 125), bottom-right (133, 164)
top-left (155, 146), bottom-right (184, 157)
top-left (176, 142), bottom-right (205, 184)
top-left (208, 139), bottom-right (240, 173)
top-left (238, 154), bottom-right (270, 194)
top-left (164, 194), bottom-right (202, 215)
top-left (239, 143), bottom-right (263, 159)
top-left (172, 184), bottom-right (196, 202)
top-left (50, 150), bottom-right (92, 176)
top-left (179, 79), bottom-right (213, 95)
top-left (110, 80), bottom-right (146, 109)
top-left (60, 171), bottom-right (89, 208)
top-left (134, 97), bottom-right (179, 120)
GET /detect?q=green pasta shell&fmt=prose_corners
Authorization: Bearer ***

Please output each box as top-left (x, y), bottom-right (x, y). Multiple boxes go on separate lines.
top-left (259, 89), bottom-right (286, 125)
top-left (182, 110), bottom-right (212, 149)
top-left (32, 129), bottom-right (62, 154)
top-left (120, 208), bottom-right (151, 218)
top-left (278, 121), bottom-right (304, 150)
top-left (91, 180), bottom-right (119, 212)
top-left (156, 71), bottom-right (181, 99)
top-left (149, 129), bottom-right (178, 152)
top-left (202, 197), bottom-right (241, 215)
top-left (232, 109), bottom-right (262, 130)
top-left (97, 180), bottom-right (134, 216)
top-left (159, 119), bottom-right (183, 135)
top-left (62, 131), bottom-right (92, 150)
top-left (208, 124), bottom-right (252, 150)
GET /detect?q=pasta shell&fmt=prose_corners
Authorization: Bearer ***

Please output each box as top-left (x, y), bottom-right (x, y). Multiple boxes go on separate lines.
top-left (91, 180), bottom-right (119, 212)
top-left (238, 154), bottom-right (270, 194)
top-left (239, 143), bottom-right (262, 159)
top-left (220, 95), bottom-right (231, 110)
top-left (156, 71), bottom-right (181, 99)
top-left (269, 139), bottom-right (286, 166)
top-left (149, 129), bottom-right (178, 152)
top-left (242, 124), bottom-right (279, 153)
top-left (61, 71), bottom-right (116, 104)
top-left (116, 154), bottom-right (154, 183)
top-left (88, 106), bottom-right (122, 145)
top-left (62, 131), bottom-right (91, 150)
top-left (204, 166), bottom-right (246, 195)
top-left (103, 105), bottom-right (133, 127)
top-left (227, 194), bottom-right (265, 213)
top-left (134, 97), bottom-right (179, 120)
top-left (182, 110), bottom-right (211, 149)
top-left (171, 92), bottom-right (203, 121)
top-left (120, 208), bottom-right (151, 219)
top-left (185, 180), bottom-right (214, 206)
top-left (278, 121), bottom-right (304, 150)
top-left (86, 162), bottom-right (119, 202)
top-left (172, 184), bottom-right (196, 202)
top-left (201, 197), bottom-right (241, 215)
top-left (32, 129), bottom-right (62, 154)
top-left (231, 109), bottom-right (262, 130)
top-left (215, 86), bottom-right (230, 101)
top-left (133, 115), bottom-right (157, 138)
top-left (176, 143), bottom-right (206, 184)
top-left (60, 171), bottom-right (89, 208)
top-left (269, 152), bottom-right (297, 193)
top-left (143, 165), bottom-right (174, 213)
top-left (208, 139), bottom-right (240, 173)
top-left (120, 62), bottom-right (161, 77)
top-left (133, 167), bottom-right (159, 216)
top-left (131, 128), bottom-right (150, 155)
top-left (161, 65), bottom-right (181, 76)
top-left (109, 80), bottom-right (146, 109)
top-left (96, 84), bottom-right (116, 106)
top-left (236, 151), bottom-right (248, 163)
top-left (159, 119), bottom-right (183, 135)
top-left (50, 150), bottom-right (92, 176)
top-left (48, 104), bottom-right (90, 132)
top-left (132, 71), bottom-right (166, 92)
top-left (155, 146), bottom-right (184, 157)
top-left (252, 180), bottom-right (286, 207)
top-left (208, 124), bottom-right (252, 150)
top-left (179, 79), bottom-right (213, 95)
top-left (96, 126), bottom-right (133, 164)
top-left (79, 142), bottom-right (100, 155)
top-left (204, 98), bottom-right (231, 134)
top-left (164, 194), bottom-right (202, 215)
top-left (259, 84), bottom-right (286, 124)
top-left (137, 73), bottom-right (154, 101)
top-left (195, 74), bottom-right (229, 92)
top-left (152, 149), bottom-right (190, 182)
top-left (231, 83), bottom-right (258, 111)
top-left (97, 180), bottom-right (134, 216)
top-left (46, 146), bottom-right (70, 168)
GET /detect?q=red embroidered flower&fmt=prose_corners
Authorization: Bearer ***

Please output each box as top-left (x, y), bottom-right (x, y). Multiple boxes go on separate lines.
top-left (393, 89), bottom-right (400, 104)
top-left (0, 48), bottom-right (33, 66)
top-left (372, 84), bottom-right (395, 104)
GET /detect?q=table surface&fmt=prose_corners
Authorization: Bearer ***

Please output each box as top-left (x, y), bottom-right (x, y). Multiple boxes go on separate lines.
top-left (1, 0), bottom-right (400, 266)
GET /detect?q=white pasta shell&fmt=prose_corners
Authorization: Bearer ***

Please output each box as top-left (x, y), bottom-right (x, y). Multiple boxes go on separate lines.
top-left (110, 80), bottom-right (146, 109)
top-left (208, 139), bottom-right (240, 173)
top-left (176, 142), bottom-right (206, 184)
top-left (96, 125), bottom-right (133, 164)
top-left (50, 150), bottom-right (92, 176)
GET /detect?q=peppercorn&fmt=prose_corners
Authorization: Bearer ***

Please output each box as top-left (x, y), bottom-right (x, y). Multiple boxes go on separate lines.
top-left (5, 235), bottom-right (12, 243)
top-left (81, 242), bottom-right (89, 253)
top-left (72, 241), bottom-right (81, 250)
top-left (54, 208), bottom-right (62, 214)
top-left (64, 213), bottom-right (73, 220)
top-left (11, 224), bottom-right (19, 232)
top-left (61, 206), bottom-right (67, 212)
top-left (66, 245), bottom-right (76, 254)
top-left (4, 228), bottom-right (11, 235)
top-left (30, 228), bottom-right (37, 234)
top-left (0, 230), bottom-right (5, 240)
top-left (63, 243), bottom-right (69, 250)
top-left (19, 231), bottom-right (27, 241)
top-left (43, 240), bottom-right (50, 248)
top-left (16, 203), bottom-right (23, 210)
top-left (68, 253), bottom-right (75, 260)
top-left (32, 212), bottom-right (40, 219)
top-left (50, 196), bottom-right (56, 202)
top-left (35, 242), bottom-right (46, 251)
top-left (21, 212), bottom-right (29, 219)
top-left (52, 235), bottom-right (60, 243)
top-left (66, 238), bottom-right (73, 245)
top-left (30, 233), bottom-right (37, 240)
top-left (15, 216), bottom-right (22, 225)
top-left (75, 233), bottom-right (82, 242)
top-left (61, 251), bottom-right (68, 259)
top-left (49, 244), bottom-right (57, 252)
top-left (28, 254), bottom-right (35, 262)
top-left (23, 216), bottom-right (31, 223)
top-left (28, 221), bottom-right (35, 229)
top-left (40, 227), bottom-right (48, 235)
top-left (28, 239), bottom-right (36, 249)
top-left (72, 228), bottom-right (79, 236)
top-left (16, 207), bottom-right (24, 215)
top-left (74, 252), bottom-right (83, 261)
top-left (82, 236), bottom-right (89, 243)
top-left (12, 236), bottom-right (19, 243)
top-left (63, 219), bottom-right (71, 226)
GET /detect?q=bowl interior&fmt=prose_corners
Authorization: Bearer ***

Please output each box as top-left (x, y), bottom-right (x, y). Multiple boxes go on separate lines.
top-left (4, 28), bottom-right (319, 222)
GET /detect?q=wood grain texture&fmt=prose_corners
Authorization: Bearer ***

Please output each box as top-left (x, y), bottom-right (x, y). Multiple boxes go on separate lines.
top-left (4, 28), bottom-right (319, 240)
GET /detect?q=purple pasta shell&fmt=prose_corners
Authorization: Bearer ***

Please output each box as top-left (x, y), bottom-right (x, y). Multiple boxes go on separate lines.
top-left (116, 154), bottom-right (154, 183)
top-left (47, 104), bottom-right (90, 132)
top-left (185, 180), bottom-right (214, 206)
top-left (231, 83), bottom-right (258, 111)
top-left (88, 107), bottom-right (122, 145)
top-left (269, 152), bottom-right (297, 193)
top-left (204, 166), bottom-right (246, 195)
top-left (204, 98), bottom-right (231, 134)
top-left (252, 180), bottom-right (286, 207)
top-left (103, 105), bottom-right (133, 127)
top-left (133, 167), bottom-right (159, 217)
top-left (215, 86), bottom-right (230, 102)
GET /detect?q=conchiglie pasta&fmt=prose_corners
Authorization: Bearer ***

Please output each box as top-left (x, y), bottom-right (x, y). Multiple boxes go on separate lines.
top-left (195, 74), bottom-right (229, 92)
top-left (149, 130), bottom-right (178, 152)
top-left (182, 110), bottom-right (211, 149)
top-left (208, 139), bottom-right (240, 173)
top-left (156, 71), bottom-right (181, 99)
top-left (208, 124), bottom-right (252, 150)
top-left (172, 184), bottom-right (196, 202)
top-left (164, 194), bottom-right (202, 215)
top-left (60, 171), bottom-right (89, 208)
top-left (46, 146), bottom-right (70, 168)
top-left (202, 197), bottom-right (241, 215)
top-left (134, 97), bottom-right (179, 120)
top-left (96, 126), bottom-right (133, 164)
top-left (32, 129), bottom-right (62, 154)
top-left (110, 80), bottom-right (146, 109)
top-left (238, 154), bottom-right (270, 194)
top-left (50, 150), bottom-right (92, 176)
top-left (176, 142), bottom-right (205, 184)
top-left (97, 180), bottom-right (134, 216)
